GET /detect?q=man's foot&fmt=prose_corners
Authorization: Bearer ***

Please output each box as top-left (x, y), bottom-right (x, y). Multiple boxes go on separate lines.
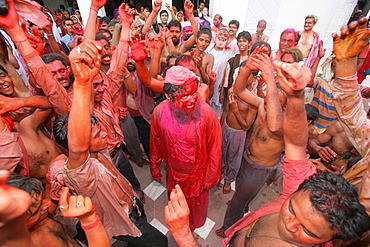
top-left (215, 228), bottom-right (227, 238)
top-left (223, 182), bottom-right (231, 194)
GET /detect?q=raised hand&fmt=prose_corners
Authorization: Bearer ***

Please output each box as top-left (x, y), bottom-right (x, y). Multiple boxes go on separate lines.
top-left (146, 32), bottom-right (165, 51)
top-left (164, 184), bottom-right (190, 232)
top-left (0, 170), bottom-right (31, 227)
top-left (90, 0), bottom-right (108, 11)
top-left (332, 17), bottom-right (370, 60)
top-left (317, 40), bottom-right (326, 59)
top-left (118, 3), bottom-right (134, 28)
top-left (249, 53), bottom-right (274, 83)
top-left (273, 61), bottom-right (311, 97)
top-left (129, 34), bottom-right (148, 61)
top-left (190, 50), bottom-right (203, 69)
top-left (22, 23), bottom-right (44, 56)
top-left (184, 0), bottom-right (194, 16)
top-left (246, 45), bottom-right (269, 70)
top-left (0, 0), bottom-right (19, 30)
top-left (153, 0), bottom-right (162, 13)
top-left (69, 40), bottom-right (102, 85)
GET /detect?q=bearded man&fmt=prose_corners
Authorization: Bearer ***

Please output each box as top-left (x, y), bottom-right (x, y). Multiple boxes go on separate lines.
top-left (149, 66), bottom-right (222, 231)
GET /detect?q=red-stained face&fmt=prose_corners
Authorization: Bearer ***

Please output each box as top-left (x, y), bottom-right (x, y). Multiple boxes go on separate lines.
top-left (46, 60), bottom-right (71, 89)
top-left (279, 32), bottom-right (297, 53)
top-left (213, 15), bottom-right (221, 27)
top-left (92, 74), bottom-right (105, 102)
top-left (174, 81), bottom-right (198, 111)
top-left (26, 192), bottom-right (50, 229)
top-left (96, 39), bottom-right (112, 65)
top-left (278, 190), bottom-right (336, 246)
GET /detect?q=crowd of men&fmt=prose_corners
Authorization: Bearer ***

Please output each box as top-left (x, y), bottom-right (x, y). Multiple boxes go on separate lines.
top-left (0, 0), bottom-right (369, 246)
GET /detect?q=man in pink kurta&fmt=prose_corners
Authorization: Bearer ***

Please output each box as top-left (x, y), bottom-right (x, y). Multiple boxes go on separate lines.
top-left (150, 66), bottom-right (222, 230)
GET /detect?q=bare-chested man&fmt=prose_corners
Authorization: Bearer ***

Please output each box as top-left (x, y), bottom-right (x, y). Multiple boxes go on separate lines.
top-left (297, 14), bottom-right (320, 67)
top-left (216, 44), bottom-right (285, 237)
top-left (251, 20), bottom-right (269, 48)
top-left (220, 64), bottom-right (258, 194)
top-left (308, 121), bottom-right (360, 170)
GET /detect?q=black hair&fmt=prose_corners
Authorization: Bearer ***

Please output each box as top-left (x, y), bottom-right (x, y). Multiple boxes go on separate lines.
top-left (163, 83), bottom-right (185, 102)
top-left (42, 53), bottom-right (68, 67)
top-left (62, 18), bottom-right (73, 26)
top-left (168, 19), bottom-right (182, 31)
top-left (0, 64), bottom-right (8, 75)
top-left (7, 174), bottom-right (43, 197)
top-left (236, 31), bottom-right (251, 42)
top-left (197, 27), bottom-right (212, 39)
top-left (99, 16), bottom-right (111, 25)
top-left (229, 20), bottom-right (240, 29)
top-left (305, 104), bottom-right (319, 123)
top-left (166, 51), bottom-right (182, 64)
top-left (108, 21), bottom-right (118, 28)
top-left (53, 114), bottom-right (99, 150)
top-left (298, 172), bottom-right (370, 241)
top-left (95, 33), bottom-right (110, 44)
top-left (175, 54), bottom-right (196, 68)
top-left (251, 41), bottom-right (271, 56)
top-left (98, 28), bottom-right (112, 38)
top-left (160, 9), bottom-right (168, 16)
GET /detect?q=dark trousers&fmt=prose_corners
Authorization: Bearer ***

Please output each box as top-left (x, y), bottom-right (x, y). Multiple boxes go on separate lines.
top-left (114, 199), bottom-right (168, 247)
top-left (132, 115), bottom-right (150, 159)
top-left (112, 147), bottom-right (143, 197)
top-left (76, 200), bottom-right (168, 247)
top-left (222, 154), bottom-right (279, 230)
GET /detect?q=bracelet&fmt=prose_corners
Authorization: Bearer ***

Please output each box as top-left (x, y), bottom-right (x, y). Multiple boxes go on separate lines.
top-left (13, 39), bottom-right (29, 44)
top-left (335, 73), bottom-right (357, 81)
top-left (90, 8), bottom-right (98, 13)
top-left (124, 74), bottom-right (130, 79)
top-left (81, 215), bottom-right (101, 231)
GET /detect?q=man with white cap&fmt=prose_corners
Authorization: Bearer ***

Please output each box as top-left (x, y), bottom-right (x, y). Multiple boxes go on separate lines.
top-left (149, 65), bottom-right (222, 231)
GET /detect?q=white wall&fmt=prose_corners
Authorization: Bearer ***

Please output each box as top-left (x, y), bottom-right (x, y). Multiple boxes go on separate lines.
top-left (209, 0), bottom-right (357, 61)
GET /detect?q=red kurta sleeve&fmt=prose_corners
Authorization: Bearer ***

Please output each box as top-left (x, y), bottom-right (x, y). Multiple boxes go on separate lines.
top-left (204, 105), bottom-right (222, 187)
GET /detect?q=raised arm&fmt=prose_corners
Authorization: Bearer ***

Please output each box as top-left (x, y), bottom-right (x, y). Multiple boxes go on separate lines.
top-left (252, 53), bottom-right (283, 136)
top-left (274, 61), bottom-right (312, 160)
top-left (67, 40), bottom-right (102, 169)
top-left (146, 32), bottom-right (166, 78)
top-left (331, 18), bottom-right (370, 157)
top-left (179, 0), bottom-right (198, 53)
top-left (130, 34), bottom-right (164, 93)
top-left (0, 95), bottom-right (52, 115)
top-left (106, 3), bottom-right (133, 97)
top-left (84, 0), bottom-right (108, 40)
top-left (142, 0), bottom-right (162, 35)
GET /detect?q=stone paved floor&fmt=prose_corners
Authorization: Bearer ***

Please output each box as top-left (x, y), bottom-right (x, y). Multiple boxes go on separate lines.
top-left (111, 160), bottom-right (283, 247)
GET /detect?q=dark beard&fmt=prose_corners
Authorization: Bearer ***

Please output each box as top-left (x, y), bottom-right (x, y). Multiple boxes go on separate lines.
top-left (169, 100), bottom-right (201, 124)
top-left (173, 39), bottom-right (180, 46)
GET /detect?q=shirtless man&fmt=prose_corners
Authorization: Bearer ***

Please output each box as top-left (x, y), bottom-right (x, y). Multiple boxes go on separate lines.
top-left (0, 66), bottom-right (62, 180)
top-left (188, 28), bottom-right (214, 85)
top-left (216, 45), bottom-right (285, 237)
top-left (220, 64), bottom-right (258, 194)
top-left (297, 14), bottom-right (320, 67)
top-left (251, 20), bottom-right (269, 48)
top-left (309, 121), bottom-right (360, 170)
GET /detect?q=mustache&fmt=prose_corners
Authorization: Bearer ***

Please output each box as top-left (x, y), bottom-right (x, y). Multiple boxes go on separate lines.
top-left (57, 77), bottom-right (68, 82)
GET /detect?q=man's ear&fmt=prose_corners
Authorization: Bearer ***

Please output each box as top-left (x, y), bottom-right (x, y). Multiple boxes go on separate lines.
top-left (164, 93), bottom-right (171, 101)
top-left (307, 119), bottom-right (313, 125)
top-left (41, 199), bottom-right (52, 211)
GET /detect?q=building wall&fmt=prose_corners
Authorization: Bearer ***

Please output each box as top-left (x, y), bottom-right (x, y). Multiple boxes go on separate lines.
top-left (209, 0), bottom-right (357, 61)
